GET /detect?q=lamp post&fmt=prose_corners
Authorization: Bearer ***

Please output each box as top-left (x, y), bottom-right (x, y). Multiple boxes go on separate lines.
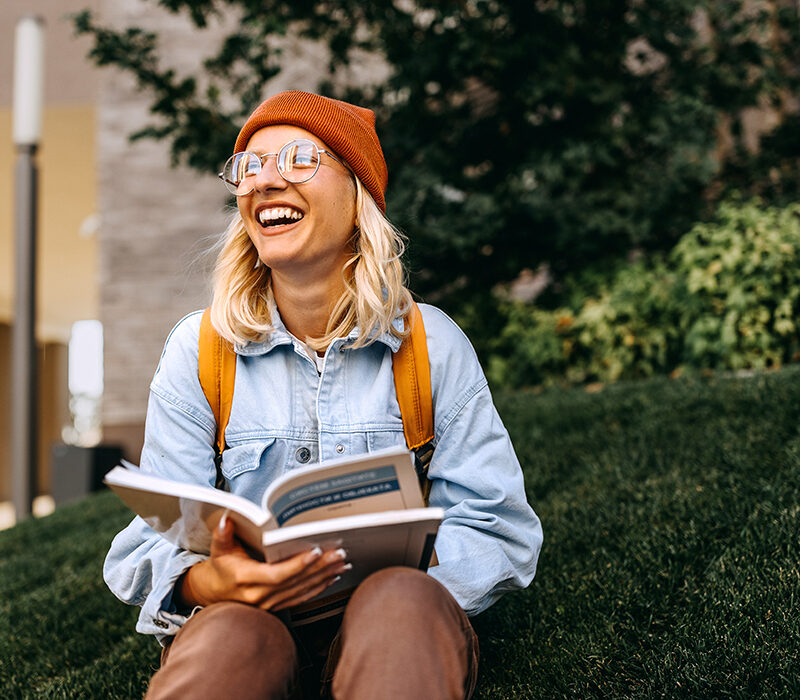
top-left (12, 16), bottom-right (45, 520)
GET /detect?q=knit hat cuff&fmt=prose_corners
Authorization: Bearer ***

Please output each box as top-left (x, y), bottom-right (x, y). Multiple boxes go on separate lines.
top-left (234, 91), bottom-right (388, 211)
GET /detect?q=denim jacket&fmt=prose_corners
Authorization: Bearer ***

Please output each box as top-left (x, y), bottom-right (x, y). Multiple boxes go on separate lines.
top-left (104, 303), bottom-right (543, 641)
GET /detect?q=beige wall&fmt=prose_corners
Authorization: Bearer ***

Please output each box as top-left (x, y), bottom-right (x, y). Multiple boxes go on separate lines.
top-left (0, 0), bottom-right (99, 340)
top-left (1, 1), bottom-right (100, 503)
top-left (0, 106), bottom-right (98, 339)
top-left (1, 0), bottom-right (100, 338)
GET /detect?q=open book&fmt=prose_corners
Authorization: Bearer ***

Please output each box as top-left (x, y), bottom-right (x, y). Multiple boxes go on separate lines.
top-left (104, 446), bottom-right (443, 625)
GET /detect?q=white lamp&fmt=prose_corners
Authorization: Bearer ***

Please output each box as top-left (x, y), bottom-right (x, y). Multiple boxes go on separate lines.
top-left (11, 15), bottom-right (45, 521)
top-left (13, 16), bottom-right (45, 147)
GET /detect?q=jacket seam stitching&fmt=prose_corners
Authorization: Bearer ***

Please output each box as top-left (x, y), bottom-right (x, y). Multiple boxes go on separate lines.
top-left (149, 383), bottom-right (216, 436)
top-left (435, 378), bottom-right (488, 443)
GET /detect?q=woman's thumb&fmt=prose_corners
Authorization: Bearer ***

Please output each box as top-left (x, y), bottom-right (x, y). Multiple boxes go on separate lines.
top-left (210, 511), bottom-right (234, 556)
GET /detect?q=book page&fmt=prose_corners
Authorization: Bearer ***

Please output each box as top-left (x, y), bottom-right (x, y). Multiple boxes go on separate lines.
top-left (104, 466), bottom-right (269, 554)
top-left (264, 451), bottom-right (424, 528)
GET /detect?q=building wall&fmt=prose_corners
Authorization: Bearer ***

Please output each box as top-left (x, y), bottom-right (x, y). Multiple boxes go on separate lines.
top-left (96, 0), bottom-right (230, 460)
top-left (0, 0), bottom-right (100, 505)
top-left (0, 0), bottom-right (100, 334)
top-left (0, 106), bottom-right (98, 335)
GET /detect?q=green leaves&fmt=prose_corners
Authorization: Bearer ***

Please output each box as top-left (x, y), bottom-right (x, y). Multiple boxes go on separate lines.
top-left (674, 198), bottom-right (800, 371)
top-left (488, 199), bottom-right (800, 387)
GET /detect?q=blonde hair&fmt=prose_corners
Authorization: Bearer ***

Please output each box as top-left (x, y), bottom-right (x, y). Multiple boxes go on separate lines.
top-left (209, 178), bottom-right (412, 351)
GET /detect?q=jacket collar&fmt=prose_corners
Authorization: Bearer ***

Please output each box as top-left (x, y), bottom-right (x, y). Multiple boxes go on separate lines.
top-left (235, 302), bottom-right (404, 356)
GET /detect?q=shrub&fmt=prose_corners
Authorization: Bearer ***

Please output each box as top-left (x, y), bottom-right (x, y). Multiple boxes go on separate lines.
top-left (673, 198), bottom-right (800, 370)
top-left (488, 199), bottom-right (800, 387)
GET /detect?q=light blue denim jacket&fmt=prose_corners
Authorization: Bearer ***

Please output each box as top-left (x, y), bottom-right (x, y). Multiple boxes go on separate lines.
top-left (104, 303), bottom-right (542, 641)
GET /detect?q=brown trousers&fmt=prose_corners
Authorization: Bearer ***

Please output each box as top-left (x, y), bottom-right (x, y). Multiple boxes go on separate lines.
top-left (145, 567), bottom-right (479, 700)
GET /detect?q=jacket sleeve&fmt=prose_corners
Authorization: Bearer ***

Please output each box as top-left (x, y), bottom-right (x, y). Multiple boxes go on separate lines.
top-left (103, 311), bottom-right (218, 641)
top-left (420, 305), bottom-right (543, 616)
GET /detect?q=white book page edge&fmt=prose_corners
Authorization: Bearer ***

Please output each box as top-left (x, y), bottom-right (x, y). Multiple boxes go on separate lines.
top-left (104, 465), bottom-right (268, 527)
top-left (261, 506), bottom-right (443, 546)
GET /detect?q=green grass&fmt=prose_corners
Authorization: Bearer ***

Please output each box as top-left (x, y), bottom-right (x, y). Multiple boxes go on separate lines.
top-left (2, 368), bottom-right (799, 698)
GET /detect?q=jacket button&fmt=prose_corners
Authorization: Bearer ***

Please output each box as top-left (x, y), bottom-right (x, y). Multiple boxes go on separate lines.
top-left (296, 447), bottom-right (311, 463)
top-left (153, 619), bottom-right (169, 629)
top-left (335, 444), bottom-right (345, 454)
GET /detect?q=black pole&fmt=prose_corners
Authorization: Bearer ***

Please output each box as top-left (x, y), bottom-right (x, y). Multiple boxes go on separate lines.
top-left (12, 143), bottom-right (38, 520)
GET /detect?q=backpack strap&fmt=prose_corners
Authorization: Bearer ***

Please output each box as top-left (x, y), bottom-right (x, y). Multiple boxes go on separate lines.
top-left (198, 308), bottom-right (236, 489)
top-left (197, 303), bottom-right (435, 500)
top-left (392, 302), bottom-right (435, 502)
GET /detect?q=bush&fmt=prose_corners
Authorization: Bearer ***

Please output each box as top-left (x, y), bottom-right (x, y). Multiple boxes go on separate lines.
top-left (674, 198), bottom-right (800, 370)
top-left (488, 199), bottom-right (800, 387)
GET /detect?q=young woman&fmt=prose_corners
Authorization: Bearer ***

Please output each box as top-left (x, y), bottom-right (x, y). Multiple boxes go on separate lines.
top-left (104, 91), bottom-right (542, 700)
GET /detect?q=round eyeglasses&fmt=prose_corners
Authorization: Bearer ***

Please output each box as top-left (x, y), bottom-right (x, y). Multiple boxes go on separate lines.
top-left (219, 138), bottom-right (346, 196)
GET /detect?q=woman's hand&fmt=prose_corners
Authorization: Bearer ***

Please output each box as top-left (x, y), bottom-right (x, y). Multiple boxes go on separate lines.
top-left (177, 516), bottom-right (350, 611)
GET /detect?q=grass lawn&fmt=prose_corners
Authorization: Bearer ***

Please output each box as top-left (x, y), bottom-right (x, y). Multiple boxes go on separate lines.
top-left (1, 368), bottom-right (799, 698)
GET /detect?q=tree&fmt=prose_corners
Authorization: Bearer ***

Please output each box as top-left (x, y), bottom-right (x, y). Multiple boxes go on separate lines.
top-left (74, 0), bottom-right (800, 335)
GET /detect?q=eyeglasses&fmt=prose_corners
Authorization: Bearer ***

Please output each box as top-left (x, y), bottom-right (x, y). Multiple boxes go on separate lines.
top-left (219, 138), bottom-right (346, 196)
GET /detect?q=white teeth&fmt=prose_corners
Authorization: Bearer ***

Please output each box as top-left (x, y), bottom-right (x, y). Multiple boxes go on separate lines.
top-left (258, 207), bottom-right (303, 225)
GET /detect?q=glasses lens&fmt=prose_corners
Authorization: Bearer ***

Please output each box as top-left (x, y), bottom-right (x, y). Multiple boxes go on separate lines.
top-left (278, 140), bottom-right (320, 183)
top-left (222, 152), bottom-right (260, 194)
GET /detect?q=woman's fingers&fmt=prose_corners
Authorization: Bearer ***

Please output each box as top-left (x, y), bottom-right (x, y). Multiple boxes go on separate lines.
top-left (236, 546), bottom-right (346, 588)
top-left (267, 567), bottom-right (346, 611)
top-left (201, 538), bottom-right (349, 608)
top-left (270, 561), bottom-right (353, 608)
top-left (209, 511), bottom-right (235, 557)
top-left (272, 547), bottom-right (347, 586)
top-left (246, 558), bottom-right (352, 610)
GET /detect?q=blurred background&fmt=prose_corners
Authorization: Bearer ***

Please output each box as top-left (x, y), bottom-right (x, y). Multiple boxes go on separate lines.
top-left (2, 0), bottom-right (800, 524)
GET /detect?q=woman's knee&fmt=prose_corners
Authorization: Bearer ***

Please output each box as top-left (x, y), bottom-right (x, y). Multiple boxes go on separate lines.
top-left (173, 601), bottom-right (297, 667)
top-left (334, 569), bottom-right (478, 699)
top-left (344, 567), bottom-right (457, 627)
top-left (148, 603), bottom-right (299, 700)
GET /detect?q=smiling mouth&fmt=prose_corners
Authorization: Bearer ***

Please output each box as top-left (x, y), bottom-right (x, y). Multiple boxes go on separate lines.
top-left (258, 206), bottom-right (304, 229)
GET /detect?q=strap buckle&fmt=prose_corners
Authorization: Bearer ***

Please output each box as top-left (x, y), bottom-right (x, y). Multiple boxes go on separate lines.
top-left (412, 440), bottom-right (435, 485)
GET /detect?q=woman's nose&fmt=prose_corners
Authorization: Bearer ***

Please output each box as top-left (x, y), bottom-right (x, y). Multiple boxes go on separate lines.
top-left (253, 155), bottom-right (287, 192)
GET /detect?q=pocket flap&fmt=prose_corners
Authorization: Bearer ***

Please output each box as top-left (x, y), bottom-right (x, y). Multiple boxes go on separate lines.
top-left (220, 439), bottom-right (275, 479)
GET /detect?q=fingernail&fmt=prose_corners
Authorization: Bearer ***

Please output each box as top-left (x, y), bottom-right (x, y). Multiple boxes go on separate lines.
top-left (330, 575), bottom-right (342, 585)
top-left (218, 511), bottom-right (228, 531)
top-left (341, 562), bottom-right (353, 571)
top-left (334, 548), bottom-right (347, 560)
top-left (305, 546), bottom-right (323, 563)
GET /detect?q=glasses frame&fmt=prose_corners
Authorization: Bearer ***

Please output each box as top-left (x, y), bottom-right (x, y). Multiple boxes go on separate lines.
top-left (218, 138), bottom-right (346, 196)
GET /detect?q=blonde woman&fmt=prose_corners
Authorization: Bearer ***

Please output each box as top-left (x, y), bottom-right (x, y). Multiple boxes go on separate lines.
top-left (105, 91), bottom-right (542, 700)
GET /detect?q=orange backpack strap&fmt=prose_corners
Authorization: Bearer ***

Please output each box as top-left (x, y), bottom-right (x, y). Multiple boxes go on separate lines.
top-left (198, 308), bottom-right (237, 489)
top-left (393, 302), bottom-right (435, 501)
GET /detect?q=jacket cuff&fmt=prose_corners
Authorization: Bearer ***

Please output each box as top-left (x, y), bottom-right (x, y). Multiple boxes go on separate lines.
top-left (135, 548), bottom-right (207, 640)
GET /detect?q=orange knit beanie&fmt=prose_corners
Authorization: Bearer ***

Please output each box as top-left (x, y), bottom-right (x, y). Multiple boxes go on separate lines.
top-left (234, 91), bottom-right (388, 212)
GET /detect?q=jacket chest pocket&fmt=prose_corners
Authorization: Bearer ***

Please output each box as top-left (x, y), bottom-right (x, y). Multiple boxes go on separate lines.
top-left (220, 439), bottom-right (278, 499)
top-left (366, 429), bottom-right (406, 453)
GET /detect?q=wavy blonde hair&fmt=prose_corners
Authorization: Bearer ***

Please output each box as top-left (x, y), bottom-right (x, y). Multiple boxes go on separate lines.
top-left (209, 177), bottom-right (412, 351)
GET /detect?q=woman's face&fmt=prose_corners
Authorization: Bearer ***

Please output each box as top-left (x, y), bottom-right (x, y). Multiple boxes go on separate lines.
top-left (237, 124), bottom-right (356, 282)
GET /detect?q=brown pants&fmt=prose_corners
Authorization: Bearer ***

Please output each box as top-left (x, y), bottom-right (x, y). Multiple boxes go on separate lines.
top-left (145, 567), bottom-right (479, 700)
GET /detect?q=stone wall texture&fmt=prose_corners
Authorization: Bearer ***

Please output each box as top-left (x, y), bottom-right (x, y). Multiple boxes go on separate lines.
top-left (98, 0), bottom-right (230, 429)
